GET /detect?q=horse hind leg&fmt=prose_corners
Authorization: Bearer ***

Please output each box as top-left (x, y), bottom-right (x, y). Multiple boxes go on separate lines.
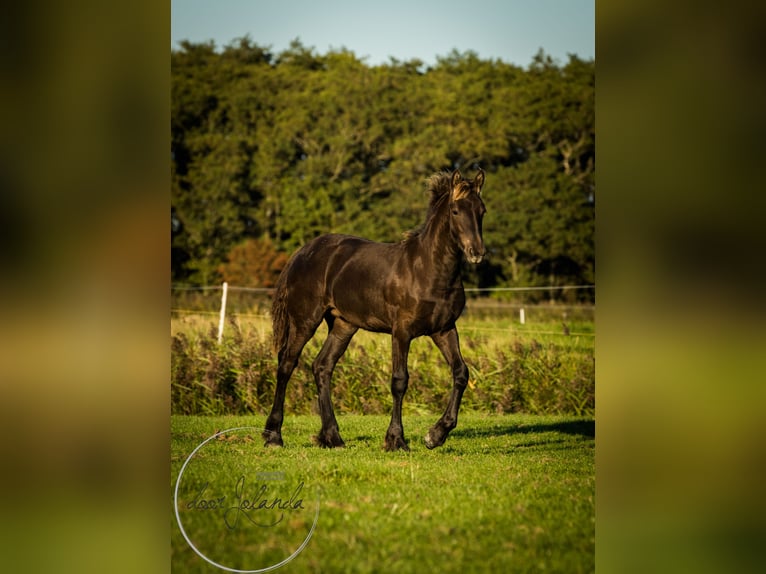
top-left (311, 316), bottom-right (357, 448)
top-left (263, 320), bottom-right (320, 447)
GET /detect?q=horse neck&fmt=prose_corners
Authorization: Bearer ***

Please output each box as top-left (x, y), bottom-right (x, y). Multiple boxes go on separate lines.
top-left (417, 204), bottom-right (463, 287)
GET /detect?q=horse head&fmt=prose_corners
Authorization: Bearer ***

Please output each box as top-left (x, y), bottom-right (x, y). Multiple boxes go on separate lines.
top-left (449, 169), bottom-right (486, 264)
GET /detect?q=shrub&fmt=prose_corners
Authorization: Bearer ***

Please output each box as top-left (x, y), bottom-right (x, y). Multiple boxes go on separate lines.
top-left (217, 237), bottom-right (288, 288)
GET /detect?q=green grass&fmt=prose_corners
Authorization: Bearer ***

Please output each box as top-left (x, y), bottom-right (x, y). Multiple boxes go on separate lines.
top-left (171, 413), bottom-right (595, 573)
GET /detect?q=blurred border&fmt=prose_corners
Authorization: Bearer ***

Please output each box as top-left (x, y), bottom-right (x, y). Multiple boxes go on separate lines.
top-left (0, 2), bottom-right (169, 573)
top-left (598, 2), bottom-right (766, 572)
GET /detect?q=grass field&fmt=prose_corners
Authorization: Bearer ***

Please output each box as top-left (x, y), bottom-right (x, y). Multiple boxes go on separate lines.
top-left (171, 413), bottom-right (595, 573)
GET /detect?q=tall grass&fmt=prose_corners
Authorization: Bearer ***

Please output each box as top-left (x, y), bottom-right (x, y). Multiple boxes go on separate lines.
top-left (171, 307), bottom-right (594, 417)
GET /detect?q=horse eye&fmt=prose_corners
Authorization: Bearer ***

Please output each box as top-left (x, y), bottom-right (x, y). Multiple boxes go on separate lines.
top-left (451, 208), bottom-right (459, 216)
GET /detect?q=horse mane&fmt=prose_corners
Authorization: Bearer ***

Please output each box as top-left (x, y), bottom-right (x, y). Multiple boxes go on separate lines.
top-left (403, 171), bottom-right (453, 239)
top-left (426, 171), bottom-right (454, 206)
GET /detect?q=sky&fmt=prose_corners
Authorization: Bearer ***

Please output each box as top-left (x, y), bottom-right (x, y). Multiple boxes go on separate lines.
top-left (171, 0), bottom-right (594, 68)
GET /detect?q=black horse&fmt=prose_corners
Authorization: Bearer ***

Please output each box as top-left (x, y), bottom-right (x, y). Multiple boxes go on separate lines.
top-left (263, 169), bottom-right (486, 451)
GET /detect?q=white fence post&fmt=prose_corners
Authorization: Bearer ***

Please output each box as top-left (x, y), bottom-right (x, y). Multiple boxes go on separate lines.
top-left (519, 307), bottom-right (526, 325)
top-left (217, 281), bottom-right (228, 344)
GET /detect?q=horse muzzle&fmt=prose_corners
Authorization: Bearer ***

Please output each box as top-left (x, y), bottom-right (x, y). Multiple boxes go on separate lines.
top-left (464, 245), bottom-right (486, 264)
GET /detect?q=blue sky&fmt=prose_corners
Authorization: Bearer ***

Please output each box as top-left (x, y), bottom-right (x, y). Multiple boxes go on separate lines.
top-left (172, 0), bottom-right (594, 67)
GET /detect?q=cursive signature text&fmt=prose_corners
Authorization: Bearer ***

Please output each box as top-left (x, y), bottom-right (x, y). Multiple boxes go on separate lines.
top-left (186, 475), bottom-right (306, 530)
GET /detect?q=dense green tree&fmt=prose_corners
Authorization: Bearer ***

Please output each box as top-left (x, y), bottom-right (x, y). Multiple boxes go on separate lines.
top-left (171, 40), bottom-right (594, 300)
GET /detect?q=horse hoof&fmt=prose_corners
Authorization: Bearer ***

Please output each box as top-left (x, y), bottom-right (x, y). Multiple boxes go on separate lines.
top-left (424, 430), bottom-right (446, 449)
top-left (263, 437), bottom-right (284, 448)
top-left (384, 436), bottom-right (410, 452)
top-left (312, 434), bottom-right (345, 448)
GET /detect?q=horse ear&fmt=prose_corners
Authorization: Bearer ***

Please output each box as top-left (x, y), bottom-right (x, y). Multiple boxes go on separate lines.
top-left (450, 170), bottom-right (463, 201)
top-left (475, 169), bottom-right (485, 195)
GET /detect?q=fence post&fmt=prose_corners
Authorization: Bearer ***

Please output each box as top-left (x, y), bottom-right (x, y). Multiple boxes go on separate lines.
top-left (519, 307), bottom-right (526, 325)
top-left (217, 282), bottom-right (228, 344)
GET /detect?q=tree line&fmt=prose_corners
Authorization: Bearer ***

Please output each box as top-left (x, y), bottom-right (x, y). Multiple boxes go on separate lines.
top-left (172, 38), bottom-right (594, 301)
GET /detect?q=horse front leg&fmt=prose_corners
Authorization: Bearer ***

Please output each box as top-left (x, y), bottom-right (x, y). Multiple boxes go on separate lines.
top-left (425, 327), bottom-right (469, 449)
top-left (385, 333), bottom-right (411, 451)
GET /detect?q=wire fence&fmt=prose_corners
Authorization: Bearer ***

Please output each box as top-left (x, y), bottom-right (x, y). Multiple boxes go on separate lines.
top-left (171, 283), bottom-right (595, 342)
top-left (171, 284), bottom-right (595, 294)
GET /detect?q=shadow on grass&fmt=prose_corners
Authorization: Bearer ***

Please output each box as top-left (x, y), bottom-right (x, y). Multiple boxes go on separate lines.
top-left (450, 419), bottom-right (595, 441)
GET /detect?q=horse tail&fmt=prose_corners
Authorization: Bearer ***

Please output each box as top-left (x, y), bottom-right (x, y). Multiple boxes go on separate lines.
top-left (271, 260), bottom-right (291, 355)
